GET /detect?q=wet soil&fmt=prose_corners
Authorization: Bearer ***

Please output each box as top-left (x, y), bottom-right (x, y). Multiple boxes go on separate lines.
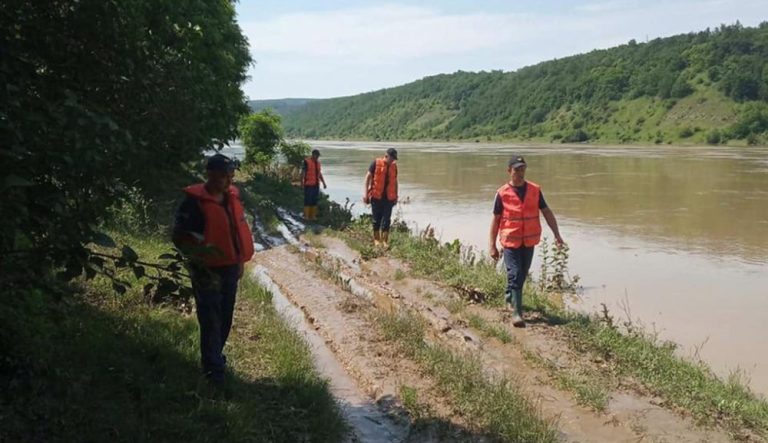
top-left (251, 229), bottom-right (738, 442)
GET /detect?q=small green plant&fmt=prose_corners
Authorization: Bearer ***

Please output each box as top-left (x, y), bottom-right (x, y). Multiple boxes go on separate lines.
top-left (394, 268), bottom-right (407, 281)
top-left (536, 237), bottom-right (580, 294)
top-left (467, 314), bottom-right (513, 344)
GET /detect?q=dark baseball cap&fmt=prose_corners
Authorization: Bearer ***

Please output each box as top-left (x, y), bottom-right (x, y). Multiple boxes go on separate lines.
top-left (508, 154), bottom-right (526, 169)
top-left (206, 153), bottom-right (236, 172)
top-left (386, 147), bottom-right (398, 160)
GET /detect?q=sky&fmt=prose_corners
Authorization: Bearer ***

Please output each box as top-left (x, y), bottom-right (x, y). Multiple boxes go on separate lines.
top-left (236, 0), bottom-right (768, 100)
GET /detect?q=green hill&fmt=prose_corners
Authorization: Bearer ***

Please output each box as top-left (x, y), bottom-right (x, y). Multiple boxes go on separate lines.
top-left (282, 23), bottom-right (768, 146)
top-left (248, 98), bottom-right (316, 115)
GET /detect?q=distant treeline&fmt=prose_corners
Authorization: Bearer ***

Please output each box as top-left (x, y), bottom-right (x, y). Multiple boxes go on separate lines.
top-left (270, 22), bottom-right (768, 145)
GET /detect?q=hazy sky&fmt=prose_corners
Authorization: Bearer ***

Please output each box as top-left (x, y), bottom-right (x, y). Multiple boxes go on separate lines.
top-left (236, 0), bottom-right (767, 100)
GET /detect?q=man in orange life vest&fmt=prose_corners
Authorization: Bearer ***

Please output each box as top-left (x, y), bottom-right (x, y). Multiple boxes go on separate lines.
top-left (363, 147), bottom-right (398, 248)
top-left (489, 155), bottom-right (564, 327)
top-left (301, 149), bottom-right (327, 221)
top-left (173, 154), bottom-right (255, 383)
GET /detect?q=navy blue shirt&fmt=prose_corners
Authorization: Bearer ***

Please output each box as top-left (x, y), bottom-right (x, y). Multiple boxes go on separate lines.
top-left (493, 182), bottom-right (548, 215)
top-left (174, 196), bottom-right (205, 237)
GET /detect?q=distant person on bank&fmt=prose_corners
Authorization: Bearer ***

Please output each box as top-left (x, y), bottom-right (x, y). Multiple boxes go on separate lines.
top-left (173, 154), bottom-right (255, 383)
top-left (489, 155), bottom-right (564, 327)
top-left (363, 148), bottom-right (398, 248)
top-left (301, 149), bottom-right (327, 221)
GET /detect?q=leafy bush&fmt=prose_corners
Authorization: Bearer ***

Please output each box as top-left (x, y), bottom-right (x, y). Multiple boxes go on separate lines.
top-left (239, 110), bottom-right (284, 166)
top-left (1, 1), bottom-right (251, 293)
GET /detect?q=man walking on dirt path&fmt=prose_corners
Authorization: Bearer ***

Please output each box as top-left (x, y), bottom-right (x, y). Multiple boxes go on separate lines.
top-left (173, 153), bottom-right (255, 384)
top-left (363, 147), bottom-right (398, 248)
top-left (301, 149), bottom-right (327, 221)
top-left (489, 154), bottom-right (564, 327)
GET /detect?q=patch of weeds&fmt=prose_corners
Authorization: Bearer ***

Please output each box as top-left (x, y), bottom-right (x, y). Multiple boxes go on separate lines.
top-left (304, 232), bottom-right (325, 249)
top-left (399, 385), bottom-right (430, 421)
top-left (442, 298), bottom-right (466, 315)
top-left (394, 268), bottom-right (407, 281)
top-left (377, 311), bottom-right (559, 442)
top-left (466, 314), bottom-right (514, 344)
top-left (566, 313), bottom-right (768, 436)
top-left (522, 349), bottom-right (609, 412)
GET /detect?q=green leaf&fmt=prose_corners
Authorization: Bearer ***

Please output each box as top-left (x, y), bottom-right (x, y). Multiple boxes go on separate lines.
top-left (121, 245), bottom-right (139, 262)
top-left (132, 266), bottom-right (145, 279)
top-left (92, 232), bottom-right (117, 248)
top-left (158, 253), bottom-right (177, 260)
top-left (113, 282), bottom-right (127, 295)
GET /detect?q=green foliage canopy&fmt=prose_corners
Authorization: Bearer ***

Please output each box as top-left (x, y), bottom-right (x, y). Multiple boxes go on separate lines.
top-left (239, 109), bottom-right (284, 166)
top-left (0, 0), bottom-right (252, 289)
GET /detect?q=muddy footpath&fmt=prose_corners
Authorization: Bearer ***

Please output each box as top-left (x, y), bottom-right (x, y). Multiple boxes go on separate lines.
top-left (246, 212), bottom-right (737, 442)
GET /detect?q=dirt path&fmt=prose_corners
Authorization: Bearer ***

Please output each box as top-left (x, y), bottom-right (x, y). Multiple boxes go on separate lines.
top-left (251, 228), bottom-right (735, 442)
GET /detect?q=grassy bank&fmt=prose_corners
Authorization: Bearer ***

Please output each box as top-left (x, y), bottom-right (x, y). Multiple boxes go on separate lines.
top-left (335, 218), bottom-right (768, 438)
top-left (377, 311), bottom-right (559, 442)
top-left (1, 177), bottom-right (346, 442)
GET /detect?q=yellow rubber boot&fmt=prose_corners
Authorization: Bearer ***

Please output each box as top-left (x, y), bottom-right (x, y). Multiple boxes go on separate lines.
top-left (373, 230), bottom-right (381, 247)
top-left (303, 206), bottom-right (310, 220)
top-left (310, 206), bottom-right (318, 221)
top-left (381, 231), bottom-right (390, 249)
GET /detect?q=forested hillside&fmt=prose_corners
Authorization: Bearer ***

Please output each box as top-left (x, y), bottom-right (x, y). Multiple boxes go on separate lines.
top-left (248, 98), bottom-right (316, 115)
top-left (282, 23), bottom-right (768, 145)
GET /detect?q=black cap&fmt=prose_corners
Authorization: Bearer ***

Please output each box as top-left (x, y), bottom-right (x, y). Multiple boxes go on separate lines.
top-left (311, 149), bottom-right (320, 157)
top-left (206, 153), bottom-right (236, 172)
top-left (386, 147), bottom-right (398, 160)
top-left (508, 154), bottom-right (526, 169)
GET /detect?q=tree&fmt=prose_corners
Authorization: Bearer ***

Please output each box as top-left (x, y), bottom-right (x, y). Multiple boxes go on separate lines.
top-left (239, 109), bottom-right (284, 166)
top-left (280, 140), bottom-right (311, 169)
top-left (1, 0), bottom-right (251, 291)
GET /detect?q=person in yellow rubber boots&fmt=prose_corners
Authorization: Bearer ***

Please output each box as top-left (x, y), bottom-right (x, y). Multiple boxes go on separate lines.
top-left (301, 149), bottom-right (326, 221)
top-left (489, 154), bottom-right (564, 328)
top-left (363, 148), bottom-right (398, 248)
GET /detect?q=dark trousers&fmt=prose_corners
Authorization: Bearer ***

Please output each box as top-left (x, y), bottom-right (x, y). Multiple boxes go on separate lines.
top-left (371, 199), bottom-right (395, 231)
top-left (503, 247), bottom-right (534, 314)
top-left (192, 264), bottom-right (240, 381)
top-left (304, 185), bottom-right (320, 206)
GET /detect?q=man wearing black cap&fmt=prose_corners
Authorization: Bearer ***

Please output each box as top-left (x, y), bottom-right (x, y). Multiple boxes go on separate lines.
top-left (489, 155), bottom-right (563, 327)
top-left (301, 149), bottom-right (327, 221)
top-left (173, 153), bottom-right (254, 383)
top-left (363, 147), bottom-right (399, 248)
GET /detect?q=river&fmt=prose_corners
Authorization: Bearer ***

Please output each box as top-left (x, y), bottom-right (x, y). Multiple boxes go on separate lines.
top-left (226, 140), bottom-right (768, 397)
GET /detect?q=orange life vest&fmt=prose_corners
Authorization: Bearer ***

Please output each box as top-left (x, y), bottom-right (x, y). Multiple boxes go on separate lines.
top-left (304, 157), bottom-right (320, 186)
top-left (369, 158), bottom-right (398, 201)
top-left (497, 181), bottom-right (542, 248)
top-left (183, 184), bottom-right (255, 267)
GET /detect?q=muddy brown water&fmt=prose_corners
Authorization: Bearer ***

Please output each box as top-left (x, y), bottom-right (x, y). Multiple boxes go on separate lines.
top-left (225, 141), bottom-right (768, 397)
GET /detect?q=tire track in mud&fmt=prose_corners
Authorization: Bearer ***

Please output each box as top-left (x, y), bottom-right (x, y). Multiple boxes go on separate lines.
top-left (253, 247), bottom-right (484, 442)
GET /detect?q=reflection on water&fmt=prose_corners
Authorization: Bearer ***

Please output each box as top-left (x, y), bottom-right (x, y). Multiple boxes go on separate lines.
top-left (224, 140), bottom-right (768, 396)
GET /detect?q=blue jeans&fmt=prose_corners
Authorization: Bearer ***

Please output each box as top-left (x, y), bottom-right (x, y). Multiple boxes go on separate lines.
top-left (304, 185), bottom-right (320, 206)
top-left (192, 264), bottom-right (240, 381)
top-left (503, 247), bottom-right (534, 315)
top-left (371, 199), bottom-right (394, 231)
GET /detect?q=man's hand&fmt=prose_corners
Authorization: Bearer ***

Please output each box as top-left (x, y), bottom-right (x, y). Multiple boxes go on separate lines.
top-left (238, 262), bottom-right (244, 279)
top-left (323, 183), bottom-right (328, 189)
top-left (554, 234), bottom-right (565, 247)
top-left (363, 195), bottom-right (370, 204)
top-left (489, 244), bottom-right (500, 261)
